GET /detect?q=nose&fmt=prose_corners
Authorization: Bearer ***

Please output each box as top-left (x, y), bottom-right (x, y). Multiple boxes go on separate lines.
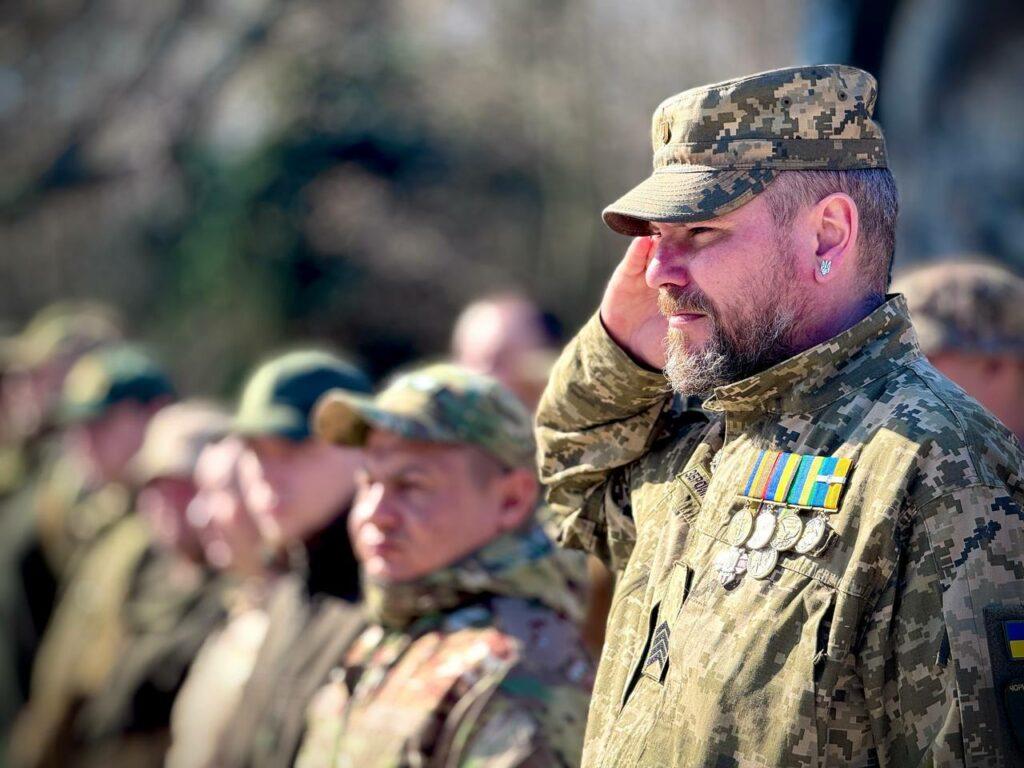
top-left (357, 483), bottom-right (399, 531)
top-left (644, 239), bottom-right (692, 291)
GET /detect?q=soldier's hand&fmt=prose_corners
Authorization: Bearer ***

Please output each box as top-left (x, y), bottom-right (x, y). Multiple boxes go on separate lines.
top-left (599, 236), bottom-right (666, 370)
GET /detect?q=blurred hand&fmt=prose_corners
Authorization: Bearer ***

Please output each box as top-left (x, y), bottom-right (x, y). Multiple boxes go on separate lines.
top-left (599, 237), bottom-right (666, 370)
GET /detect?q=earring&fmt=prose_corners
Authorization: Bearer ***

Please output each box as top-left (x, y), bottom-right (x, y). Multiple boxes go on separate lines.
top-left (819, 259), bottom-right (832, 276)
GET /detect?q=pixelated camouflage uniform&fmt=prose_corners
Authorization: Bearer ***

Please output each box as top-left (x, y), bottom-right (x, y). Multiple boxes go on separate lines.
top-left (536, 63), bottom-right (1024, 767)
top-left (536, 294), bottom-right (1024, 767)
top-left (295, 523), bottom-right (594, 768)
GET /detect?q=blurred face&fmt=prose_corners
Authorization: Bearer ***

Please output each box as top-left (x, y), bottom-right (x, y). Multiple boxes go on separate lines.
top-left (648, 195), bottom-right (810, 394)
top-left (237, 436), bottom-right (361, 547)
top-left (349, 430), bottom-right (537, 583)
top-left (137, 476), bottom-right (200, 558)
top-left (3, 358), bottom-right (71, 438)
top-left (66, 402), bottom-right (154, 485)
top-left (452, 300), bottom-right (551, 408)
top-left (189, 436), bottom-right (263, 574)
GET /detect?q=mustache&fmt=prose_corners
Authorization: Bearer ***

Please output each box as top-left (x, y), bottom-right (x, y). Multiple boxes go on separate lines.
top-left (657, 286), bottom-right (716, 318)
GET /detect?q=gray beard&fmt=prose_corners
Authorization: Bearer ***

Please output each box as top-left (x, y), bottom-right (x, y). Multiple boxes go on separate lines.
top-left (663, 308), bottom-right (797, 396)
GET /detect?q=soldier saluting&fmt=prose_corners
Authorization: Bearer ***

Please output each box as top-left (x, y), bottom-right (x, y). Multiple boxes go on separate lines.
top-left (536, 65), bottom-right (1024, 767)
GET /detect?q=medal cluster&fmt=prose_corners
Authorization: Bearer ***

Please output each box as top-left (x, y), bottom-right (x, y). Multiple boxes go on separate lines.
top-left (715, 502), bottom-right (832, 587)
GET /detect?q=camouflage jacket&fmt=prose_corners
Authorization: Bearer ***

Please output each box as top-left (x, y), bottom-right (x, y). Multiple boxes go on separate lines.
top-left (535, 296), bottom-right (1024, 767)
top-left (295, 524), bottom-right (595, 768)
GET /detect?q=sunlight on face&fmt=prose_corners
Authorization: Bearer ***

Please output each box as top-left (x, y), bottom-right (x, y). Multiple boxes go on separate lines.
top-left (649, 197), bottom-right (808, 394)
top-left (348, 431), bottom-right (507, 583)
top-left (237, 436), bottom-right (361, 546)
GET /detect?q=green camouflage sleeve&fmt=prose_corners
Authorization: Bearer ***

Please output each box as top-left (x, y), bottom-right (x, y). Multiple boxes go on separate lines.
top-left (856, 485), bottom-right (1023, 766)
top-left (535, 313), bottom-right (670, 571)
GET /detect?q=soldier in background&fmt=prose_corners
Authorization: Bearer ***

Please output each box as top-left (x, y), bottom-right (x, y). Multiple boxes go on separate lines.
top-left (451, 292), bottom-right (561, 411)
top-left (8, 347), bottom-right (180, 767)
top-left (166, 350), bottom-right (371, 768)
top-left (294, 363), bottom-right (593, 768)
top-left (0, 302), bottom-right (122, 499)
top-left (45, 402), bottom-right (232, 768)
top-left (0, 304), bottom-right (122, 731)
top-left (453, 294), bottom-right (611, 658)
top-left (894, 260), bottom-right (1024, 444)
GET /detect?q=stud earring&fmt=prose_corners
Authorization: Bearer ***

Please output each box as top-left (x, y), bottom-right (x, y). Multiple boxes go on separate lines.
top-left (820, 259), bottom-right (832, 276)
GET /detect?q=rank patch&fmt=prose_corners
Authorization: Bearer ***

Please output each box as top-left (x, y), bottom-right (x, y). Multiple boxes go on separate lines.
top-left (642, 621), bottom-right (671, 681)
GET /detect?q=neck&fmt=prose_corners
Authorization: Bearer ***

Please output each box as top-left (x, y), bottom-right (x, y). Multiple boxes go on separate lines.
top-left (793, 291), bottom-right (883, 355)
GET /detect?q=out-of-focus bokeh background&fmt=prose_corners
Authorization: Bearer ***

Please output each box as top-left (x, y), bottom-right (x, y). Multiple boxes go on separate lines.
top-left (1, 0), bottom-right (1022, 393)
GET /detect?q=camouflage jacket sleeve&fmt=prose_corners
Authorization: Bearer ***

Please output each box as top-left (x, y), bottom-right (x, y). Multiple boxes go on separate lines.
top-left (535, 313), bottom-right (671, 570)
top-left (854, 484), bottom-right (1023, 766)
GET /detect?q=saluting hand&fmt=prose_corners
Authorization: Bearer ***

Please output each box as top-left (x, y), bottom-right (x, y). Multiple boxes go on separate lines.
top-left (599, 236), bottom-right (666, 370)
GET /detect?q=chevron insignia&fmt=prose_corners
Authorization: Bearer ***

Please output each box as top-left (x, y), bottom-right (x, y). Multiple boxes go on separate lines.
top-left (642, 620), bottom-right (671, 681)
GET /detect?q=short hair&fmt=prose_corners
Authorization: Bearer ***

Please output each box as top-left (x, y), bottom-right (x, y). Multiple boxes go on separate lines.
top-left (763, 169), bottom-right (899, 298)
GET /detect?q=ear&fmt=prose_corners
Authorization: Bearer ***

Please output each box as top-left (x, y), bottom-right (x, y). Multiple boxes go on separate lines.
top-left (494, 468), bottom-right (540, 532)
top-left (811, 193), bottom-right (858, 284)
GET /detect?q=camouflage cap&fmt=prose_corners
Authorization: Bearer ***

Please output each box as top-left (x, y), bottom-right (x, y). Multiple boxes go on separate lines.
top-left (233, 349), bottom-right (373, 442)
top-left (2, 301), bottom-right (122, 371)
top-left (57, 344), bottom-right (176, 425)
top-left (313, 362), bottom-right (536, 468)
top-left (893, 260), bottom-right (1024, 357)
top-left (130, 400), bottom-right (232, 485)
top-left (603, 64), bottom-right (888, 236)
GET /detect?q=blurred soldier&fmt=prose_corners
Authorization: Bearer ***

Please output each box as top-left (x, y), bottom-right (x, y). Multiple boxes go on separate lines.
top-left (36, 345), bottom-right (175, 577)
top-left (536, 65), bottom-right (1024, 765)
top-left (8, 348), bottom-right (176, 768)
top-left (0, 302), bottom-right (122, 497)
top-left (44, 402), bottom-right (232, 768)
top-left (0, 304), bottom-right (121, 727)
top-left (452, 295), bottom-right (608, 657)
top-left (294, 363), bottom-right (594, 768)
top-left (894, 260), bottom-right (1024, 444)
top-left (166, 350), bottom-right (371, 768)
top-left (451, 292), bottom-right (561, 411)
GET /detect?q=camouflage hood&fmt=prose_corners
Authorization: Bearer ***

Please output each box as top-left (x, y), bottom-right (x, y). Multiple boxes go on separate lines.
top-left (363, 522), bottom-right (583, 630)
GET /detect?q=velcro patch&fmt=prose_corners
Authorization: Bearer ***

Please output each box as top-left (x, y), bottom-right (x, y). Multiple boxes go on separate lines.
top-left (679, 466), bottom-right (710, 504)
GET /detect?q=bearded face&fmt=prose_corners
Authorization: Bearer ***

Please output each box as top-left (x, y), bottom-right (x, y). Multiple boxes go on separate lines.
top-left (660, 245), bottom-right (806, 395)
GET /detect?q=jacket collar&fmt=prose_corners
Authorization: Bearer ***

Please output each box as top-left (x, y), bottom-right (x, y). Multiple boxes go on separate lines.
top-left (702, 294), bottom-right (922, 417)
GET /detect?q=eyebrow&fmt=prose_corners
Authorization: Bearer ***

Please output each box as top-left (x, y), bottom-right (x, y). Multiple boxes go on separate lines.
top-left (362, 455), bottom-right (438, 480)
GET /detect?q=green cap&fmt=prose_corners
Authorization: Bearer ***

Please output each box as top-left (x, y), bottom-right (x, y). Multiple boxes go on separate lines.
top-left (57, 345), bottom-right (176, 425)
top-left (3, 301), bottom-right (122, 371)
top-left (233, 350), bottom-right (373, 442)
top-left (313, 362), bottom-right (536, 468)
top-left (603, 64), bottom-right (888, 236)
top-left (130, 400), bottom-right (232, 485)
top-left (893, 261), bottom-right (1024, 357)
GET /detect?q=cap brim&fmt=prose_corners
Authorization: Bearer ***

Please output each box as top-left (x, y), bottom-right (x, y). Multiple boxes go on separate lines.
top-left (314, 391), bottom-right (449, 447)
top-left (602, 166), bottom-right (778, 236)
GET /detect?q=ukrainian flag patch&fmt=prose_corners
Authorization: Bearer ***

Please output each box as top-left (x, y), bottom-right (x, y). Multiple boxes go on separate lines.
top-left (1006, 620), bottom-right (1024, 660)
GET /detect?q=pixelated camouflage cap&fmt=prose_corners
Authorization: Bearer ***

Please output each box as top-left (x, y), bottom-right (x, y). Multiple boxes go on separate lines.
top-left (3, 301), bottom-right (122, 371)
top-left (313, 362), bottom-right (536, 468)
top-left (233, 349), bottom-right (373, 442)
top-left (603, 64), bottom-right (888, 236)
top-left (57, 344), bottom-right (176, 425)
top-left (893, 260), bottom-right (1024, 356)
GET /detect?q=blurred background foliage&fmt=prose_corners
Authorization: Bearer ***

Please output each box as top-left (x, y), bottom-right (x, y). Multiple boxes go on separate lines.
top-left (1, 0), bottom-right (1021, 395)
